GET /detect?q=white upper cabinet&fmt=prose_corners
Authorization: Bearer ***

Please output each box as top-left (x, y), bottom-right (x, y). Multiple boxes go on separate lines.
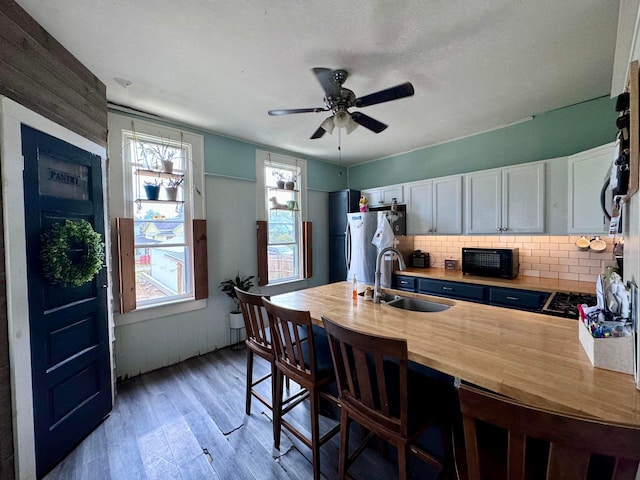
top-left (361, 185), bottom-right (404, 206)
top-left (465, 163), bottom-right (545, 234)
top-left (567, 143), bottom-right (614, 234)
top-left (465, 168), bottom-right (502, 234)
top-left (407, 175), bottom-right (462, 235)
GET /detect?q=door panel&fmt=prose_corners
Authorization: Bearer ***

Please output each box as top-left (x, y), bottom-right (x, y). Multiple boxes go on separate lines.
top-left (21, 125), bottom-right (111, 478)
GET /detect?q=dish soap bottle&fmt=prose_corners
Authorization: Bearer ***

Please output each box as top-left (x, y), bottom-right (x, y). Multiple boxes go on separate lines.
top-left (352, 275), bottom-right (358, 300)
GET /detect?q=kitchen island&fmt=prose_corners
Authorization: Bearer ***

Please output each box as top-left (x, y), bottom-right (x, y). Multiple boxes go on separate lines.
top-left (270, 282), bottom-right (640, 426)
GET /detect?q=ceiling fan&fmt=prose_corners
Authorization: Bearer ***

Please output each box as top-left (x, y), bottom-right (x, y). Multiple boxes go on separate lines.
top-left (268, 68), bottom-right (415, 139)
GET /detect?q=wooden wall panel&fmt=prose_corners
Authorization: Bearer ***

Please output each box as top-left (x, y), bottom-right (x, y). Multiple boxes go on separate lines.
top-left (193, 220), bottom-right (209, 300)
top-left (0, 1), bottom-right (107, 147)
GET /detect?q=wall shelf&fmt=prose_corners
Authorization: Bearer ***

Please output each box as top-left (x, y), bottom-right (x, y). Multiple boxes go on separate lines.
top-left (268, 187), bottom-right (299, 193)
top-left (135, 199), bottom-right (185, 205)
top-left (135, 169), bottom-right (184, 180)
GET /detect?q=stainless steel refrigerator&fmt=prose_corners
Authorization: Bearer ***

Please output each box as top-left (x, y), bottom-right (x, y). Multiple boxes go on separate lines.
top-left (329, 190), bottom-right (360, 283)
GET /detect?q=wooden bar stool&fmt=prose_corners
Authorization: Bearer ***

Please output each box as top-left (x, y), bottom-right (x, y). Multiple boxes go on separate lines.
top-left (234, 288), bottom-right (295, 415)
top-left (459, 383), bottom-right (640, 480)
top-left (322, 315), bottom-right (455, 480)
top-left (262, 298), bottom-right (341, 480)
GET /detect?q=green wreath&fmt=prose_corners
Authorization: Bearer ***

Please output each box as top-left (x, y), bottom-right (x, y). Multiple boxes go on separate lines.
top-left (40, 219), bottom-right (105, 287)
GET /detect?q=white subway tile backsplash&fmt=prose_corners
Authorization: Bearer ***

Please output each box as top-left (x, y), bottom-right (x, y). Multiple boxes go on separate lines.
top-left (412, 235), bottom-right (611, 280)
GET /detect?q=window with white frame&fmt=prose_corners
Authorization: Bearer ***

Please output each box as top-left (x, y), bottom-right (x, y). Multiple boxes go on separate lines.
top-left (109, 114), bottom-right (206, 314)
top-left (257, 151), bottom-right (307, 285)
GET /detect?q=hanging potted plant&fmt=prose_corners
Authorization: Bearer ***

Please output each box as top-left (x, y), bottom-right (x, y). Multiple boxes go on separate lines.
top-left (219, 272), bottom-right (255, 328)
top-left (164, 178), bottom-right (183, 201)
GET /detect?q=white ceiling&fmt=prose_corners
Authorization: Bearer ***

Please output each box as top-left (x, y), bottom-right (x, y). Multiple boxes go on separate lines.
top-left (17, 0), bottom-right (620, 166)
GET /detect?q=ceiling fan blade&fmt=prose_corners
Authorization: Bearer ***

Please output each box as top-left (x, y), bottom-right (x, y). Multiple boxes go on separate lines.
top-left (355, 82), bottom-right (415, 108)
top-left (350, 112), bottom-right (388, 133)
top-left (310, 126), bottom-right (326, 139)
top-left (268, 107), bottom-right (326, 116)
top-left (312, 68), bottom-right (341, 96)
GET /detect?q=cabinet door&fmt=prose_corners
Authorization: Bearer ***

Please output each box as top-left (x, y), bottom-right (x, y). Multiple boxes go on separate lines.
top-left (407, 180), bottom-right (433, 235)
top-left (361, 188), bottom-right (382, 206)
top-left (393, 275), bottom-right (416, 292)
top-left (502, 163), bottom-right (545, 233)
top-left (465, 169), bottom-right (501, 234)
top-left (382, 185), bottom-right (404, 204)
top-left (433, 175), bottom-right (462, 234)
top-left (567, 144), bottom-right (614, 234)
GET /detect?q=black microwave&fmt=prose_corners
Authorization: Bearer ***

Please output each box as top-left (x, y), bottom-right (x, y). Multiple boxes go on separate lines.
top-left (462, 248), bottom-right (519, 279)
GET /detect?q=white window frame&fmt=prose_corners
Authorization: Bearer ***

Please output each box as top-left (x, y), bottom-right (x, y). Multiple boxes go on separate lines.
top-left (108, 113), bottom-right (206, 325)
top-left (256, 150), bottom-right (307, 286)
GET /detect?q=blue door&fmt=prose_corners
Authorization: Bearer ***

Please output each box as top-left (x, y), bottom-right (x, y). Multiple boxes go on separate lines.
top-left (21, 125), bottom-right (111, 478)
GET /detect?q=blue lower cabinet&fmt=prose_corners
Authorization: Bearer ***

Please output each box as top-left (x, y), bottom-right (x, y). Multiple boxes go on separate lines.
top-left (418, 278), bottom-right (487, 303)
top-left (394, 275), bottom-right (416, 292)
top-left (489, 287), bottom-right (550, 312)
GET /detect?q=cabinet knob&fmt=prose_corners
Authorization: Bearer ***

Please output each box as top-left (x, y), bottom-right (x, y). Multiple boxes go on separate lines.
top-left (497, 228), bottom-right (502, 232)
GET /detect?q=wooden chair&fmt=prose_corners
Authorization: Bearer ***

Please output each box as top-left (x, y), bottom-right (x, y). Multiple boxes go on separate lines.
top-left (262, 298), bottom-right (341, 480)
top-left (322, 316), bottom-right (454, 480)
top-left (234, 287), bottom-right (274, 415)
top-left (458, 383), bottom-right (640, 480)
top-left (234, 288), bottom-right (295, 415)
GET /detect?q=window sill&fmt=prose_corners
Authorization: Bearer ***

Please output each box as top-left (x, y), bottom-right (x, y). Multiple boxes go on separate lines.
top-left (260, 278), bottom-right (309, 296)
top-left (114, 297), bottom-right (207, 326)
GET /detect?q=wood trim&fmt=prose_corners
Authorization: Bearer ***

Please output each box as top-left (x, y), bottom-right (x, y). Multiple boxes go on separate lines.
top-left (626, 60), bottom-right (639, 200)
top-left (116, 217), bottom-right (136, 313)
top-left (303, 221), bottom-right (312, 278)
top-left (256, 221), bottom-right (268, 286)
top-left (193, 219), bottom-right (208, 300)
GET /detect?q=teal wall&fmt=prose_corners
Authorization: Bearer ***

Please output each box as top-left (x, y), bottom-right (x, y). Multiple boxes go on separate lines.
top-left (109, 109), bottom-right (347, 191)
top-left (347, 96), bottom-right (618, 190)
top-left (203, 132), bottom-right (347, 190)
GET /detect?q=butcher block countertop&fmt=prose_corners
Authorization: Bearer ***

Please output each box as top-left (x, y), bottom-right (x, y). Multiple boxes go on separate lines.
top-left (271, 282), bottom-right (640, 426)
top-left (396, 267), bottom-right (596, 294)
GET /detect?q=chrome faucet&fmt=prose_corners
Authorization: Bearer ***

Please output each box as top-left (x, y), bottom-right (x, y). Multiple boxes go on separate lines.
top-left (373, 247), bottom-right (406, 304)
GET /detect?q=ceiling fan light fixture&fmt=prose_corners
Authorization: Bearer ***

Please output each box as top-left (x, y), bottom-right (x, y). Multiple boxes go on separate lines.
top-left (345, 118), bottom-right (359, 134)
top-left (320, 116), bottom-right (335, 135)
top-left (333, 110), bottom-right (351, 128)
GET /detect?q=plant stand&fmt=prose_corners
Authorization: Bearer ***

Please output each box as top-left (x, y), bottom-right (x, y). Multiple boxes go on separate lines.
top-left (230, 326), bottom-right (245, 351)
top-left (229, 311), bottom-right (245, 350)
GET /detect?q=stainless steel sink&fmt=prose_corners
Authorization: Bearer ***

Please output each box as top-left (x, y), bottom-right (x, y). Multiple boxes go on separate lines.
top-left (385, 296), bottom-right (450, 313)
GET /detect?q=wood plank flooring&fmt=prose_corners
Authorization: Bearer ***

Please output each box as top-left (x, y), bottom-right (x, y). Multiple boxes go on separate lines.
top-left (43, 346), bottom-right (439, 480)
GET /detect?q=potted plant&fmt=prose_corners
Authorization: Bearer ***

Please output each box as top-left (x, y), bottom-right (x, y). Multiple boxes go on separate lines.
top-left (284, 176), bottom-right (295, 190)
top-left (164, 177), bottom-right (183, 201)
top-left (138, 139), bottom-right (179, 173)
top-left (219, 272), bottom-right (255, 328)
top-left (143, 179), bottom-right (162, 200)
top-left (272, 170), bottom-right (286, 189)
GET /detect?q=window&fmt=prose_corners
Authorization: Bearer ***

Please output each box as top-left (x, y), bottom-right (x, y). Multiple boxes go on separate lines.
top-left (124, 131), bottom-right (192, 306)
top-left (109, 113), bottom-right (206, 316)
top-left (256, 151), bottom-right (308, 285)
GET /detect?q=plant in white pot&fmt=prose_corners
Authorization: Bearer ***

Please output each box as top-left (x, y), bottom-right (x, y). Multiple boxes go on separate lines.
top-left (219, 272), bottom-right (255, 329)
top-left (163, 177), bottom-right (183, 201)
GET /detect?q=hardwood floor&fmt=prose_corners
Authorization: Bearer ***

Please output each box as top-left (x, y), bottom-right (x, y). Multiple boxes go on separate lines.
top-left (43, 346), bottom-right (412, 480)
